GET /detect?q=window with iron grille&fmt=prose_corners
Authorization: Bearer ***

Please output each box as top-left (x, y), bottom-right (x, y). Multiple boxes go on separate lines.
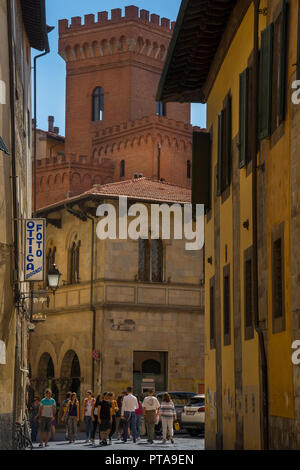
top-left (138, 239), bottom-right (150, 282)
top-left (92, 87), bottom-right (104, 121)
top-left (223, 264), bottom-right (231, 346)
top-left (138, 239), bottom-right (164, 283)
top-left (152, 239), bottom-right (163, 282)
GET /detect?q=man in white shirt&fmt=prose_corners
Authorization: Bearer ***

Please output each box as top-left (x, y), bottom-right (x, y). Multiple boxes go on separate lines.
top-left (121, 386), bottom-right (138, 443)
top-left (142, 389), bottom-right (160, 443)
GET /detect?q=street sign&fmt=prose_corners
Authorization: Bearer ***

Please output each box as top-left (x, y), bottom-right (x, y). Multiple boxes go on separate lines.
top-left (24, 219), bottom-right (46, 281)
top-left (92, 350), bottom-right (100, 360)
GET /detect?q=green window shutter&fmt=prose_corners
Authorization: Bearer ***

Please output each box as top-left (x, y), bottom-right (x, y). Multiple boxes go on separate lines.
top-left (297, 0), bottom-right (300, 81)
top-left (239, 69), bottom-right (249, 168)
top-left (258, 24), bottom-right (274, 140)
top-left (279, 0), bottom-right (288, 123)
top-left (217, 111), bottom-right (223, 196)
top-left (192, 131), bottom-right (212, 211)
top-left (225, 93), bottom-right (232, 186)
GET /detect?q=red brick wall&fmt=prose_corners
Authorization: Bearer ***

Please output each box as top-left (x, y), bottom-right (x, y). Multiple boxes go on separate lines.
top-left (35, 8), bottom-right (196, 210)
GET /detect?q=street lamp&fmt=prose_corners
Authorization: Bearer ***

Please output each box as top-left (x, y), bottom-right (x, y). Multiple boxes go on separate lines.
top-left (47, 264), bottom-right (61, 293)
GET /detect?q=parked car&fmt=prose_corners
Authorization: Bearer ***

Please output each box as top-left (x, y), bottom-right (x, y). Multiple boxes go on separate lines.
top-left (181, 394), bottom-right (205, 436)
top-left (155, 391), bottom-right (197, 435)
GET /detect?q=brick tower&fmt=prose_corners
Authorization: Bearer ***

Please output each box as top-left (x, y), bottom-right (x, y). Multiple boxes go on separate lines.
top-left (36, 6), bottom-right (199, 209)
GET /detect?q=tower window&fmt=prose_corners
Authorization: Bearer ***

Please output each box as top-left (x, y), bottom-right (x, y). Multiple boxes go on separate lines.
top-left (92, 87), bottom-right (104, 121)
top-left (156, 101), bottom-right (166, 117)
top-left (187, 160), bottom-right (191, 179)
top-left (120, 160), bottom-right (125, 178)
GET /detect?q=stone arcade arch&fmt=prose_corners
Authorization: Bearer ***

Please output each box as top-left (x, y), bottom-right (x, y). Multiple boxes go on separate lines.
top-left (60, 350), bottom-right (82, 402)
top-left (34, 352), bottom-right (59, 402)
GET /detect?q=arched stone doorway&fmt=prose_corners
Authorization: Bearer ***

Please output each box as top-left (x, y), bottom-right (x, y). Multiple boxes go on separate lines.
top-left (34, 352), bottom-right (58, 401)
top-left (60, 350), bottom-right (81, 402)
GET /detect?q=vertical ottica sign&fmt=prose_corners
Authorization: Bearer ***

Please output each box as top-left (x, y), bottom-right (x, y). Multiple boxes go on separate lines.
top-left (24, 219), bottom-right (46, 281)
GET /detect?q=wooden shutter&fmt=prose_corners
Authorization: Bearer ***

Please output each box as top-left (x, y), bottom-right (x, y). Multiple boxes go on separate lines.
top-left (239, 69), bottom-right (249, 168)
top-left (225, 93), bottom-right (232, 186)
top-left (192, 131), bottom-right (211, 211)
top-left (217, 111), bottom-right (223, 196)
top-left (279, 0), bottom-right (288, 123)
top-left (258, 24), bottom-right (274, 140)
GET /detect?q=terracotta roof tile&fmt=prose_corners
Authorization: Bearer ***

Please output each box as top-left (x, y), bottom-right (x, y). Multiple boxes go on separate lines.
top-left (83, 177), bottom-right (191, 203)
top-left (37, 177), bottom-right (191, 214)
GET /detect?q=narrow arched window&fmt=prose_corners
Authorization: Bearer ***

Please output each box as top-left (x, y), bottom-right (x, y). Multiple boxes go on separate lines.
top-left (92, 87), bottom-right (104, 121)
top-left (187, 160), bottom-right (191, 179)
top-left (69, 240), bottom-right (81, 284)
top-left (120, 160), bottom-right (125, 177)
top-left (156, 101), bottom-right (166, 117)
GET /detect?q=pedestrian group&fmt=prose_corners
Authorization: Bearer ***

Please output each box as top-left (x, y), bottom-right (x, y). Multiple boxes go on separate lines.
top-left (30, 387), bottom-right (177, 447)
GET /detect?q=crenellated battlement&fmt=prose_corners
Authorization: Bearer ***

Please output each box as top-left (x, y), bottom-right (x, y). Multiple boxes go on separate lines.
top-left (93, 114), bottom-right (196, 143)
top-left (59, 6), bottom-right (175, 35)
top-left (36, 153), bottom-right (115, 169)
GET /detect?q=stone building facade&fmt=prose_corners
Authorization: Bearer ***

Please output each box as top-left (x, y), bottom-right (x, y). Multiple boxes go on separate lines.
top-left (30, 178), bottom-right (205, 407)
top-left (35, 6), bottom-right (199, 209)
top-left (0, 0), bottom-right (49, 449)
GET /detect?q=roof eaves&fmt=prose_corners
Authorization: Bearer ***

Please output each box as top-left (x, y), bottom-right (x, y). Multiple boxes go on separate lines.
top-left (20, 0), bottom-right (49, 51)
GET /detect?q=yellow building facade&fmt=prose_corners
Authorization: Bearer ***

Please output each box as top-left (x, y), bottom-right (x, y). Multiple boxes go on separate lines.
top-left (158, 0), bottom-right (300, 450)
top-left (0, 0), bottom-right (50, 449)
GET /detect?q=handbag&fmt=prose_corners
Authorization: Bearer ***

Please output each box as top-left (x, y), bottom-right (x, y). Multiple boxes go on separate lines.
top-left (174, 421), bottom-right (180, 431)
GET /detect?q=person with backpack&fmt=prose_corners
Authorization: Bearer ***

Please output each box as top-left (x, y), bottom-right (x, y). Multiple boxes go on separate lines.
top-left (60, 391), bottom-right (71, 440)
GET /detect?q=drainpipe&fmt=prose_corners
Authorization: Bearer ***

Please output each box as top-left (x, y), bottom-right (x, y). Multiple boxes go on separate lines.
top-left (33, 40), bottom-right (52, 216)
top-left (252, 0), bottom-right (269, 450)
top-left (7, 0), bottom-right (21, 449)
top-left (65, 205), bottom-right (97, 391)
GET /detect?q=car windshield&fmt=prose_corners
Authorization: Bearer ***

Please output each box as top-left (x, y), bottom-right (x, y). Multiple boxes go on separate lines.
top-left (187, 397), bottom-right (205, 407)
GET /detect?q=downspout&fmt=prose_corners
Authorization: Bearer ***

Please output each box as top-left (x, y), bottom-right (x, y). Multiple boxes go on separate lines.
top-left (252, 0), bottom-right (269, 450)
top-left (65, 205), bottom-right (97, 391)
top-left (7, 0), bottom-right (20, 449)
top-left (33, 46), bottom-right (51, 216)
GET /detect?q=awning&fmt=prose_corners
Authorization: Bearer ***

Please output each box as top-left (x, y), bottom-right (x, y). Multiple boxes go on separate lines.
top-left (20, 0), bottom-right (49, 51)
top-left (0, 136), bottom-right (9, 155)
top-left (156, 0), bottom-right (237, 103)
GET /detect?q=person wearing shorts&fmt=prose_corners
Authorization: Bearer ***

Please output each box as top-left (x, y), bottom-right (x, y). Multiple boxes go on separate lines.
top-left (38, 389), bottom-right (56, 448)
top-left (98, 392), bottom-right (112, 446)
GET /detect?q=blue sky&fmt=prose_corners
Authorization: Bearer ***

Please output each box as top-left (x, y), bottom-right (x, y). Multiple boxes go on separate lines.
top-left (34, 0), bottom-right (206, 134)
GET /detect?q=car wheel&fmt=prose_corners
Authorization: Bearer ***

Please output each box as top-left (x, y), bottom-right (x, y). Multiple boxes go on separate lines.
top-left (188, 430), bottom-right (200, 437)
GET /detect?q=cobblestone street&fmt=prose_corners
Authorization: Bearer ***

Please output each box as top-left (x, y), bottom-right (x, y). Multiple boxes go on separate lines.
top-left (32, 431), bottom-right (205, 451)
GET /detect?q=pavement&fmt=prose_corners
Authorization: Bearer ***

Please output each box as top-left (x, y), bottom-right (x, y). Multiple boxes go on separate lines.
top-left (32, 431), bottom-right (205, 451)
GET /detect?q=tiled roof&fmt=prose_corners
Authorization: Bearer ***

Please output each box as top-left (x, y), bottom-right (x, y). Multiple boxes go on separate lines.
top-left (37, 177), bottom-right (191, 214)
top-left (83, 177), bottom-right (191, 203)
